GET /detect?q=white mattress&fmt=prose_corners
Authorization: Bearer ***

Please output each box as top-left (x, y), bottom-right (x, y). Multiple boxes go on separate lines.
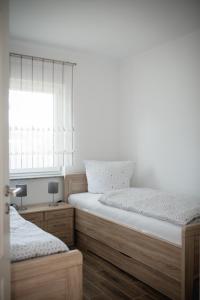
top-left (68, 192), bottom-right (183, 245)
top-left (10, 207), bottom-right (69, 262)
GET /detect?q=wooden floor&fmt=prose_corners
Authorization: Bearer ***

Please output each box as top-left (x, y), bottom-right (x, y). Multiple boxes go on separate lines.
top-left (82, 251), bottom-right (170, 300)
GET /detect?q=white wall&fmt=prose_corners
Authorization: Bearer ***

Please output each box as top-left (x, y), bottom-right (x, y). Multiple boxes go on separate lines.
top-left (120, 30), bottom-right (200, 197)
top-left (10, 39), bottom-right (120, 204)
top-left (10, 30), bottom-right (200, 203)
top-left (10, 177), bottom-right (64, 205)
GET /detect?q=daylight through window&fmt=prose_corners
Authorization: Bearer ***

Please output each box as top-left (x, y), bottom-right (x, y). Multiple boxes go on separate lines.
top-left (9, 53), bottom-right (75, 176)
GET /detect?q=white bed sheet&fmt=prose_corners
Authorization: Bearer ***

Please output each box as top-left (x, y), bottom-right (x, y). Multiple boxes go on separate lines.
top-left (10, 207), bottom-right (69, 262)
top-left (68, 192), bottom-right (183, 245)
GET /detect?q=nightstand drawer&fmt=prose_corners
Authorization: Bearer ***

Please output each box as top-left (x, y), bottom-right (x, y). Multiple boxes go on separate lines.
top-left (46, 217), bottom-right (71, 226)
top-left (19, 203), bottom-right (74, 246)
top-left (22, 212), bottom-right (43, 226)
top-left (46, 218), bottom-right (73, 234)
top-left (45, 208), bottom-right (73, 220)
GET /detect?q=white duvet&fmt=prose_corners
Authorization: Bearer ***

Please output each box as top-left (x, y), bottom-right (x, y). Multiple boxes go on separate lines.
top-left (99, 188), bottom-right (200, 225)
top-left (10, 207), bottom-right (68, 262)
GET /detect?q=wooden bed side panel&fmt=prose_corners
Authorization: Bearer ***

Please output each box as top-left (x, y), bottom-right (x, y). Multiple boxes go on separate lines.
top-left (75, 208), bottom-right (181, 282)
top-left (77, 231), bottom-right (181, 300)
top-left (11, 250), bottom-right (83, 300)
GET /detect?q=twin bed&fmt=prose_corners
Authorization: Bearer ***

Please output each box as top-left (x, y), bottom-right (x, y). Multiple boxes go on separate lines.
top-left (11, 206), bottom-right (82, 300)
top-left (64, 173), bottom-right (200, 300)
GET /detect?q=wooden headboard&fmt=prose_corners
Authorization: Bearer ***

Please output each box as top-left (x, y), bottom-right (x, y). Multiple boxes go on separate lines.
top-left (64, 173), bottom-right (88, 201)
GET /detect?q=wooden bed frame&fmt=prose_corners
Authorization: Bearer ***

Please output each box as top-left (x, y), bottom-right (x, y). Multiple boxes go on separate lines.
top-left (11, 248), bottom-right (82, 299)
top-left (64, 173), bottom-right (200, 300)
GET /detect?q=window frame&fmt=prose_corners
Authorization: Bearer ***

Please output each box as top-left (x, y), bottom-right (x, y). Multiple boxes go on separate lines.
top-left (9, 53), bottom-right (76, 179)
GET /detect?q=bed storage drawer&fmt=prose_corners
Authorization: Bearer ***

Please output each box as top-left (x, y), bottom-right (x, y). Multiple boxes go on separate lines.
top-left (45, 208), bottom-right (73, 220)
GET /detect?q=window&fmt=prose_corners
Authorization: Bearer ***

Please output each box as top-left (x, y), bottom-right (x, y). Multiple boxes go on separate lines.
top-left (9, 53), bottom-right (75, 178)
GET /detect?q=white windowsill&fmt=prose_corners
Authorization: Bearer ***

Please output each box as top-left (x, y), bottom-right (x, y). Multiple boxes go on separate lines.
top-left (9, 171), bottom-right (64, 180)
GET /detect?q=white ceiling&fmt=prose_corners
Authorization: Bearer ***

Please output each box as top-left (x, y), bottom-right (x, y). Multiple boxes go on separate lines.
top-left (10, 0), bottom-right (200, 58)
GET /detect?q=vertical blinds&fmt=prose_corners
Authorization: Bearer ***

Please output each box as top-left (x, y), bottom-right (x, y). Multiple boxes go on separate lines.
top-left (9, 53), bottom-right (75, 172)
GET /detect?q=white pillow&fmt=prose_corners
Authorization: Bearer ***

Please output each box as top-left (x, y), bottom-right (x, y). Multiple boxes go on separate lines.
top-left (84, 160), bottom-right (134, 193)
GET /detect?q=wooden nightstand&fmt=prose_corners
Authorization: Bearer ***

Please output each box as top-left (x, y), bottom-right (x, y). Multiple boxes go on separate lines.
top-left (20, 203), bottom-right (74, 246)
